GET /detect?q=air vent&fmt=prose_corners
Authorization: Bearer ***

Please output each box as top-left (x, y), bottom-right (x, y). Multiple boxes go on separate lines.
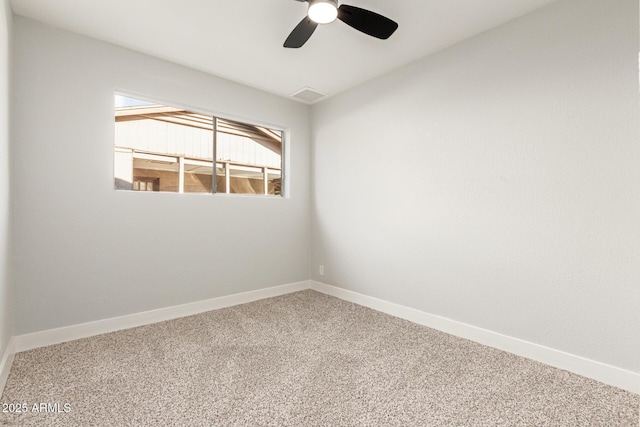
top-left (290, 87), bottom-right (326, 104)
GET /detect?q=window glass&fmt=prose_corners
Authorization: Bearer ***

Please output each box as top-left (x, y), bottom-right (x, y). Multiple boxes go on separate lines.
top-left (114, 95), bottom-right (283, 196)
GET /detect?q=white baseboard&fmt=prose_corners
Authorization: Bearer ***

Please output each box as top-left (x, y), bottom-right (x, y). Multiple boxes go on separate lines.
top-left (310, 281), bottom-right (639, 394)
top-left (15, 281), bottom-right (310, 353)
top-left (10, 279), bottom-right (639, 395)
top-left (0, 337), bottom-right (15, 396)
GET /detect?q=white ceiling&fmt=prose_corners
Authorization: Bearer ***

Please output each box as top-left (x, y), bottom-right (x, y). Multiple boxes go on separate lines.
top-left (10, 0), bottom-right (559, 103)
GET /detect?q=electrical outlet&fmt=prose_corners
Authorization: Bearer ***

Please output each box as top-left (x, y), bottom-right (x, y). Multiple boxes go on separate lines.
top-left (319, 265), bottom-right (324, 276)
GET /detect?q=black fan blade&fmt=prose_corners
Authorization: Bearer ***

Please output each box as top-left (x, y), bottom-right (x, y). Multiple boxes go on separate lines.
top-left (284, 17), bottom-right (318, 48)
top-left (337, 4), bottom-right (398, 39)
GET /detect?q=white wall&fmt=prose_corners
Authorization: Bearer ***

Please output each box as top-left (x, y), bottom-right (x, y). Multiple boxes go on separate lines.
top-left (11, 17), bottom-right (311, 334)
top-left (0, 0), bottom-right (12, 359)
top-left (311, 0), bottom-right (639, 372)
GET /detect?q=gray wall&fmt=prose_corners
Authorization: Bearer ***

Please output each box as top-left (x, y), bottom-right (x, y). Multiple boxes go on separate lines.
top-left (311, 0), bottom-right (639, 372)
top-left (0, 0), bottom-right (12, 357)
top-left (11, 17), bottom-right (311, 334)
top-left (8, 0), bottom-right (639, 377)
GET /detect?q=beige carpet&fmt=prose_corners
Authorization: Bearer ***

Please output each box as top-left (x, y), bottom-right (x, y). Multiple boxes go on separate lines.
top-left (1, 290), bottom-right (638, 426)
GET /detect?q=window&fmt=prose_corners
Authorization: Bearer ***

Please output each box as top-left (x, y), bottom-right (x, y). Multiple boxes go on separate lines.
top-left (114, 95), bottom-right (283, 196)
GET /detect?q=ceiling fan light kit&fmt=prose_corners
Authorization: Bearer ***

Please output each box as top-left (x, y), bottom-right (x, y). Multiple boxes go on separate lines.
top-left (308, 0), bottom-right (338, 24)
top-left (284, 0), bottom-right (398, 48)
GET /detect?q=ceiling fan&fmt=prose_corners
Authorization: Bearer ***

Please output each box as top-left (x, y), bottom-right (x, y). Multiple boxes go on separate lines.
top-left (284, 0), bottom-right (398, 48)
